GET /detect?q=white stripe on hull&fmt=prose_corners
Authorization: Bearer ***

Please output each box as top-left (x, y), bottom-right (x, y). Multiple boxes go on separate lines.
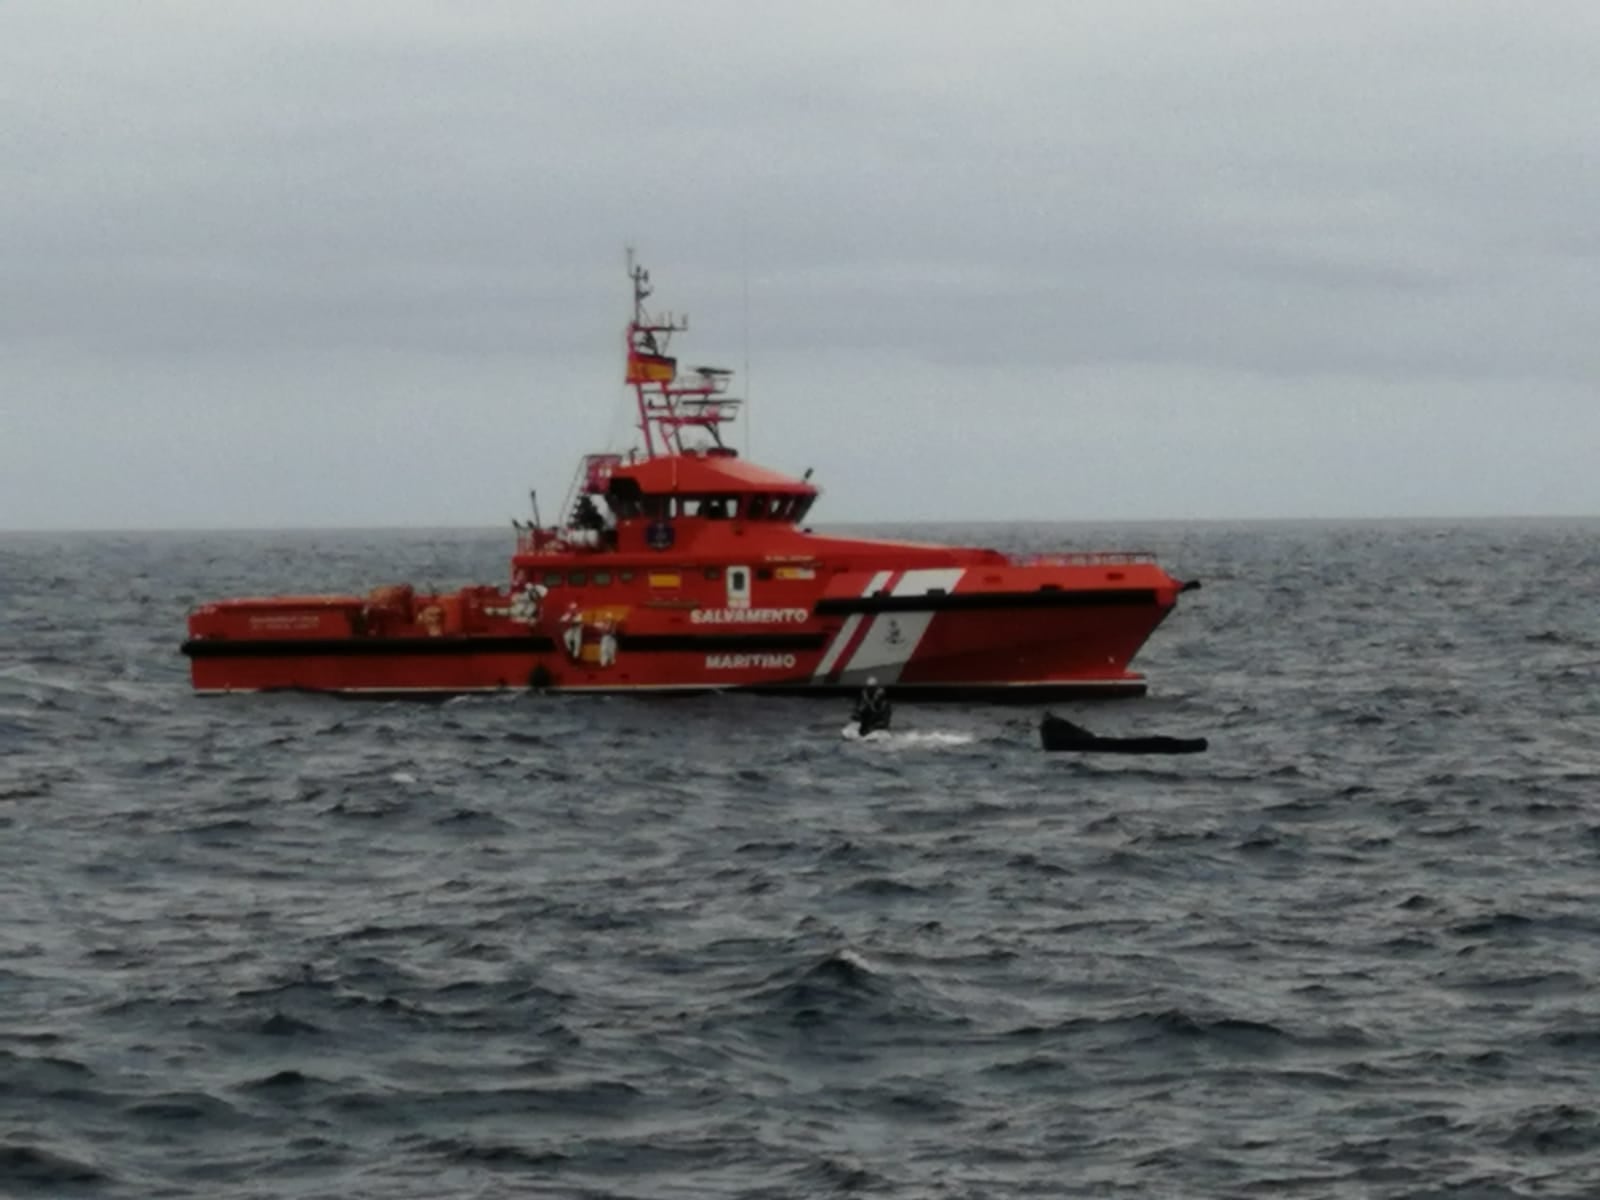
top-left (812, 569), bottom-right (893, 680)
top-left (836, 567), bottom-right (966, 685)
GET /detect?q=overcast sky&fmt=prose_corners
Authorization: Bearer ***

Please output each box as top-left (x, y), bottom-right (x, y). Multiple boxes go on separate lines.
top-left (3, 0), bottom-right (1598, 530)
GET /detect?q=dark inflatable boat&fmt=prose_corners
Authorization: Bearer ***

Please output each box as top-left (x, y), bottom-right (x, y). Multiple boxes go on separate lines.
top-left (1041, 714), bottom-right (1208, 755)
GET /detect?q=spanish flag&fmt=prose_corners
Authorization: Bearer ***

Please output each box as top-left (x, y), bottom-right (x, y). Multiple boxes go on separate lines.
top-left (626, 349), bottom-right (677, 384)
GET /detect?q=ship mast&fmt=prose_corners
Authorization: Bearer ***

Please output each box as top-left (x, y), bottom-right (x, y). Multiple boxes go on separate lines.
top-left (624, 249), bottom-right (741, 460)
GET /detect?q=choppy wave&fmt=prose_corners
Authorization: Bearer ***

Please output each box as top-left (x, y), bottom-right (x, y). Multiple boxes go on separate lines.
top-left (3, 519), bottom-right (1600, 1198)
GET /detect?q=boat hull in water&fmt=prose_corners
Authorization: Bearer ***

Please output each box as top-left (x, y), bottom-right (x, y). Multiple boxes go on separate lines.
top-left (184, 568), bottom-right (1180, 700)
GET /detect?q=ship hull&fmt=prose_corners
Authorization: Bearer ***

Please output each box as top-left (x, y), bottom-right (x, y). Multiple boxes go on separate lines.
top-left (182, 569), bottom-right (1177, 701)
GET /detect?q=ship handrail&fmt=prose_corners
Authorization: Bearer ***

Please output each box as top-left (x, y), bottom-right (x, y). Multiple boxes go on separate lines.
top-left (1009, 551), bottom-right (1158, 566)
top-left (513, 534), bottom-right (1158, 563)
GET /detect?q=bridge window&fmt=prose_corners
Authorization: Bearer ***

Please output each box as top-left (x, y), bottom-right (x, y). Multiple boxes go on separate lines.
top-left (606, 477), bottom-right (645, 519)
top-left (617, 490), bottom-right (808, 522)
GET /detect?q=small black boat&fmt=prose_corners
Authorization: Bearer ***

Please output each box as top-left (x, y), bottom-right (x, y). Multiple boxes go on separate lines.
top-left (1040, 713), bottom-right (1208, 755)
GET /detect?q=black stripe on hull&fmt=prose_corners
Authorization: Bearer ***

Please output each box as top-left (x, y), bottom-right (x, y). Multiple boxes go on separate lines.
top-left (183, 636), bottom-right (557, 658)
top-left (182, 631), bottom-right (826, 659)
top-left (196, 679), bottom-right (1148, 703)
top-left (740, 681), bottom-right (1148, 702)
top-left (618, 632), bottom-right (825, 652)
top-left (814, 588), bottom-right (1161, 615)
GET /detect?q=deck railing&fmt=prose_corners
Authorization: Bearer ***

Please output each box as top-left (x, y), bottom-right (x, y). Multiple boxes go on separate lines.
top-left (514, 534), bottom-right (1156, 565)
top-left (1007, 551), bottom-right (1157, 567)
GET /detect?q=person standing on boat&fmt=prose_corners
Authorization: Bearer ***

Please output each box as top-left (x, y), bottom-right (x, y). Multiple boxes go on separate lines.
top-left (852, 676), bottom-right (891, 735)
top-left (561, 604), bottom-right (584, 660)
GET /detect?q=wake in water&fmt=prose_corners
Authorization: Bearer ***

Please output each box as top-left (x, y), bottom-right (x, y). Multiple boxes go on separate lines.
top-left (840, 725), bottom-right (976, 748)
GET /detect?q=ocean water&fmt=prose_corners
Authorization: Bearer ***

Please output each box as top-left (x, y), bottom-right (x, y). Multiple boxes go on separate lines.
top-left (3, 518), bottom-right (1599, 1199)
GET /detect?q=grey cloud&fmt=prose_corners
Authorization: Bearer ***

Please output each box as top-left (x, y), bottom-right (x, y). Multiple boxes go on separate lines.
top-left (3, 0), bottom-right (1599, 528)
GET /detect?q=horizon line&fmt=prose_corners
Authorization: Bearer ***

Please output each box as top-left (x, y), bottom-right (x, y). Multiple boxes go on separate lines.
top-left (3, 512), bottom-right (1598, 536)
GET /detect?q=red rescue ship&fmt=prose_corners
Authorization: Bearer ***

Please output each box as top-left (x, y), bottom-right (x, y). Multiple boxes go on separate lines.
top-left (183, 256), bottom-right (1198, 699)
